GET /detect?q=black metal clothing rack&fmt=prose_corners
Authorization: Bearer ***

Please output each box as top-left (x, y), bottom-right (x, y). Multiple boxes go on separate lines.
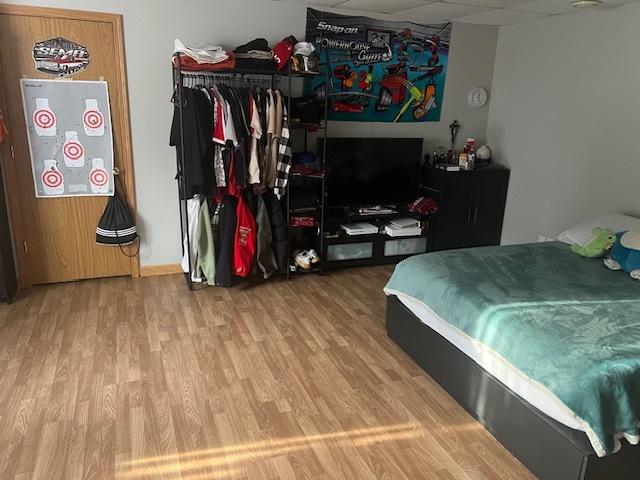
top-left (171, 52), bottom-right (329, 289)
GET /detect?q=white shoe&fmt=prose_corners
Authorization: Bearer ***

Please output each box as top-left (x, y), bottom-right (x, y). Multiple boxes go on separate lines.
top-left (307, 249), bottom-right (321, 264)
top-left (295, 250), bottom-right (312, 270)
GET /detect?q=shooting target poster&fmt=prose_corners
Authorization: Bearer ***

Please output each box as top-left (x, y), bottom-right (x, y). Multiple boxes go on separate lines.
top-left (20, 79), bottom-right (114, 198)
top-left (305, 8), bottom-right (451, 123)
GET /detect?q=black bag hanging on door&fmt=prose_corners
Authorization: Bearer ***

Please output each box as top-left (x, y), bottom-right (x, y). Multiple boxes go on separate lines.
top-left (96, 195), bottom-right (137, 245)
top-left (96, 176), bottom-right (138, 250)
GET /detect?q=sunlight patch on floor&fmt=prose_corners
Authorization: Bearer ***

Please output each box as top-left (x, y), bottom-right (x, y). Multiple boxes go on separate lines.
top-left (117, 423), bottom-right (425, 479)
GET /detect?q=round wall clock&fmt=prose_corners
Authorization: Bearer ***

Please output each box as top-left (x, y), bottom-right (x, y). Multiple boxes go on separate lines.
top-left (467, 87), bottom-right (488, 108)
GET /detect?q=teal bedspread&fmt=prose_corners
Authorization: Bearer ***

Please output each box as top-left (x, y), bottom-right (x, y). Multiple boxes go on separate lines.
top-left (384, 242), bottom-right (640, 456)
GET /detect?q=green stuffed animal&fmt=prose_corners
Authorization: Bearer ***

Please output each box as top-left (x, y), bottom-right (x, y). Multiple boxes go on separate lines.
top-left (571, 227), bottom-right (616, 258)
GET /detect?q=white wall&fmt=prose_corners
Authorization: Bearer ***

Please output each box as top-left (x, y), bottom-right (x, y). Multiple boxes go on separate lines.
top-left (488, 4), bottom-right (640, 244)
top-left (3, 0), bottom-right (498, 266)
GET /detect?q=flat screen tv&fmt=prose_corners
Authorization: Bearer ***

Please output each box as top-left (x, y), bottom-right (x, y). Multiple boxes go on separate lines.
top-left (319, 137), bottom-right (422, 208)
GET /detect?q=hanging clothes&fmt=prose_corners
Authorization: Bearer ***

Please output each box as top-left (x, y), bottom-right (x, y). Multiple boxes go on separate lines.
top-left (214, 195), bottom-right (237, 287)
top-left (233, 193), bottom-right (257, 277)
top-left (262, 89), bottom-right (276, 186)
top-left (256, 88), bottom-right (268, 152)
top-left (264, 193), bottom-right (287, 273)
top-left (248, 95), bottom-right (262, 184)
top-left (170, 88), bottom-right (214, 198)
top-left (180, 195), bottom-right (216, 285)
top-left (181, 195), bottom-right (204, 282)
top-left (273, 97), bottom-right (292, 200)
top-left (255, 193), bottom-right (278, 279)
top-left (172, 77), bottom-right (293, 288)
top-left (196, 197), bottom-right (216, 285)
top-left (218, 85), bottom-right (248, 189)
top-left (210, 86), bottom-right (228, 188)
top-left (264, 89), bottom-right (283, 188)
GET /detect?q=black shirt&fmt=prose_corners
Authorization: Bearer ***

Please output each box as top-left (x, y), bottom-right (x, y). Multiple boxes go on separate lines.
top-left (170, 88), bottom-right (214, 198)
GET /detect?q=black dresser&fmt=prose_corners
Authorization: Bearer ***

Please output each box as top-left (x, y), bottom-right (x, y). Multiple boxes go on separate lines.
top-left (423, 165), bottom-right (510, 251)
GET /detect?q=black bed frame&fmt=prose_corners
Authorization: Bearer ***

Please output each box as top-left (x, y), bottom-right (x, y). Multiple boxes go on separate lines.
top-left (385, 295), bottom-right (640, 480)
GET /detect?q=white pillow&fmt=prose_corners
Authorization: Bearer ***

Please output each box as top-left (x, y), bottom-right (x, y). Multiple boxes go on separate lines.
top-left (557, 213), bottom-right (640, 245)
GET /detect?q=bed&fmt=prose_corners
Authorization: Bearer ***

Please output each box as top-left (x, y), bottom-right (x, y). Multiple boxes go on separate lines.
top-left (384, 241), bottom-right (640, 480)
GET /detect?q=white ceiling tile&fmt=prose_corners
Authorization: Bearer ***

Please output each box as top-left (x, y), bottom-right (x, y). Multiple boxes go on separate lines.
top-left (281, 0), bottom-right (640, 26)
top-left (316, 5), bottom-right (408, 20)
top-left (510, 0), bottom-right (576, 14)
top-left (277, 0), bottom-right (344, 6)
top-left (512, 0), bottom-right (640, 14)
top-left (335, 0), bottom-right (432, 14)
top-left (447, 0), bottom-right (530, 8)
top-left (455, 8), bottom-right (547, 23)
top-left (602, 0), bottom-right (640, 4)
top-left (399, 2), bottom-right (491, 21)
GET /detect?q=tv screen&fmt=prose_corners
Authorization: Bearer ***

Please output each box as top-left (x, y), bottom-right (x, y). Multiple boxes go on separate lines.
top-left (320, 137), bottom-right (422, 207)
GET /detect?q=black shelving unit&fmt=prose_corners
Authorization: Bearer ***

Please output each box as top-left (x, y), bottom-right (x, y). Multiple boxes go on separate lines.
top-left (171, 53), bottom-right (326, 289)
top-left (284, 53), bottom-right (329, 279)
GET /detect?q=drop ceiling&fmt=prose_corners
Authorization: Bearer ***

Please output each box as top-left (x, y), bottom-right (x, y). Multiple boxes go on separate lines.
top-left (274, 0), bottom-right (639, 25)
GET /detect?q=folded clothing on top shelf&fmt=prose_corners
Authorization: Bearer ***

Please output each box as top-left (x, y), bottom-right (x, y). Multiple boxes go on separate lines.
top-left (174, 39), bottom-right (229, 64)
top-left (234, 38), bottom-right (275, 71)
top-left (172, 53), bottom-right (236, 71)
top-left (235, 38), bottom-right (270, 54)
top-left (235, 51), bottom-right (273, 60)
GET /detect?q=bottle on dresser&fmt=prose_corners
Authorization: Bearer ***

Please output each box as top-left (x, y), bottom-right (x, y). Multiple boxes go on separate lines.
top-left (459, 138), bottom-right (476, 170)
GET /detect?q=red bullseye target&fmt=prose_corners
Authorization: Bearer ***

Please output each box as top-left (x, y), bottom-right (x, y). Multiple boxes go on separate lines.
top-left (63, 141), bottom-right (84, 160)
top-left (42, 170), bottom-right (62, 188)
top-left (33, 109), bottom-right (56, 129)
top-left (83, 110), bottom-right (103, 129)
top-left (90, 170), bottom-right (108, 187)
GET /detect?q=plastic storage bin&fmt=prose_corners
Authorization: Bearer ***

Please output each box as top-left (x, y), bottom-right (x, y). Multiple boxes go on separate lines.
top-left (327, 242), bottom-right (374, 261)
top-left (384, 237), bottom-right (427, 256)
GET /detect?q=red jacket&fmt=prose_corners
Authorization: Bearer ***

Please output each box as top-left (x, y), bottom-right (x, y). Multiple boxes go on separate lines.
top-left (233, 194), bottom-right (256, 277)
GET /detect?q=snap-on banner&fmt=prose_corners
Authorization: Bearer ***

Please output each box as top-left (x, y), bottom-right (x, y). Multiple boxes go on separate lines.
top-left (305, 8), bottom-right (451, 123)
top-left (20, 79), bottom-right (114, 198)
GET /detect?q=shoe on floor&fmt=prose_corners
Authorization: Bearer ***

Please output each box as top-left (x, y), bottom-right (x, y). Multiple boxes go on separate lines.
top-left (307, 249), bottom-right (321, 264)
top-left (295, 250), bottom-right (313, 270)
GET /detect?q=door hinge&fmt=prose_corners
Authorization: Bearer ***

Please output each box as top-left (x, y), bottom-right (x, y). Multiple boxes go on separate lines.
top-left (23, 241), bottom-right (27, 255)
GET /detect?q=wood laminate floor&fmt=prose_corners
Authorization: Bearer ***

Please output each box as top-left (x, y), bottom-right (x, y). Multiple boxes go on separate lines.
top-left (0, 267), bottom-right (534, 480)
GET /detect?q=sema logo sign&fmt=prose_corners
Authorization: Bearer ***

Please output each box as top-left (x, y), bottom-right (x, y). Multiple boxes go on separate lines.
top-left (32, 37), bottom-right (90, 77)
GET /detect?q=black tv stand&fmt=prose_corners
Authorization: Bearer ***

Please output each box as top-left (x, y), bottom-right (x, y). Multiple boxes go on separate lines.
top-left (353, 205), bottom-right (398, 216)
top-left (321, 206), bottom-right (433, 270)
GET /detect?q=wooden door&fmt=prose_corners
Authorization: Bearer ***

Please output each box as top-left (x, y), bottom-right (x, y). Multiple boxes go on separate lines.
top-left (0, 5), bottom-right (138, 287)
